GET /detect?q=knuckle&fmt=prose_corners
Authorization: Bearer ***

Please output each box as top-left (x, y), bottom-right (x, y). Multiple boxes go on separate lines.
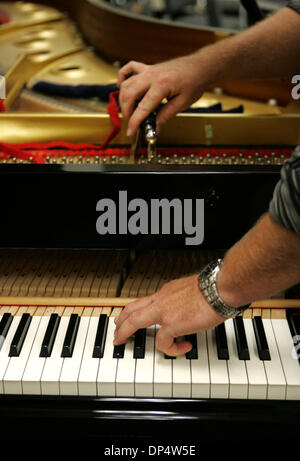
top-left (127, 310), bottom-right (141, 327)
top-left (120, 86), bottom-right (131, 99)
top-left (144, 68), bottom-right (155, 80)
top-left (137, 101), bottom-right (150, 113)
top-left (122, 304), bottom-right (132, 315)
top-left (157, 73), bottom-right (170, 86)
top-left (119, 79), bottom-right (128, 90)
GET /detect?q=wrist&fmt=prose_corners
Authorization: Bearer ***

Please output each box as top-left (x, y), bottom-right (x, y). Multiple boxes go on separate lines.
top-left (216, 260), bottom-right (249, 308)
top-left (198, 259), bottom-right (250, 318)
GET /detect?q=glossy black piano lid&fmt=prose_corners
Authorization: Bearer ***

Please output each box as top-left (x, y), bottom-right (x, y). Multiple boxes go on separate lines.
top-left (0, 163), bottom-right (280, 250)
top-left (0, 395), bottom-right (299, 441)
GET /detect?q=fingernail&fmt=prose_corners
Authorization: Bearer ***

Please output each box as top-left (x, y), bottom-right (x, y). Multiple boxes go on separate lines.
top-left (126, 128), bottom-right (132, 137)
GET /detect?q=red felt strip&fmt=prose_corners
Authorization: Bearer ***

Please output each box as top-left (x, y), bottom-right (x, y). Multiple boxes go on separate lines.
top-left (0, 8), bottom-right (10, 24)
top-left (0, 142), bottom-right (45, 163)
top-left (0, 100), bottom-right (5, 112)
top-left (0, 90), bottom-right (122, 162)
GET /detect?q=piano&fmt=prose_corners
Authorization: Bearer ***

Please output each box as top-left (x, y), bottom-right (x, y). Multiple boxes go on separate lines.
top-left (1, 0), bottom-right (300, 442)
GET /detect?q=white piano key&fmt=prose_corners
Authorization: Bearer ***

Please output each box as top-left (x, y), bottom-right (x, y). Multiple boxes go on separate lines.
top-left (243, 319), bottom-right (267, 399)
top-left (262, 318), bottom-right (286, 400)
top-left (153, 326), bottom-right (172, 398)
top-left (116, 337), bottom-right (136, 397)
top-left (135, 326), bottom-right (155, 397)
top-left (22, 315), bottom-right (51, 395)
top-left (206, 328), bottom-right (229, 398)
top-left (3, 316), bottom-right (41, 394)
top-left (97, 317), bottom-right (117, 396)
top-left (271, 318), bottom-right (300, 400)
top-left (40, 316), bottom-right (69, 395)
top-left (191, 331), bottom-right (210, 398)
top-left (172, 341), bottom-right (191, 398)
top-left (0, 315), bottom-right (21, 394)
top-left (59, 316), bottom-right (90, 395)
top-left (225, 319), bottom-right (248, 399)
top-left (78, 316), bottom-right (101, 396)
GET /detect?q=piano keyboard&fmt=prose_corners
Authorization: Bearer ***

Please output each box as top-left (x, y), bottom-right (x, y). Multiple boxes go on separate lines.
top-left (0, 303), bottom-right (299, 400)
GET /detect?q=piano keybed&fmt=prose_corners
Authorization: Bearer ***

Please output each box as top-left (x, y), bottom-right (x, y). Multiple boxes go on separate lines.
top-left (0, 300), bottom-right (299, 400)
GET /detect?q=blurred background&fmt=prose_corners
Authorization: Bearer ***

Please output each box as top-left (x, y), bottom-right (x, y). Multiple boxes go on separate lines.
top-left (104, 0), bottom-right (286, 30)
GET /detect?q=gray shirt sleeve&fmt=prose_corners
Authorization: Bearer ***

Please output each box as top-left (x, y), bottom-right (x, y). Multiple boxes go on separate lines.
top-left (269, 146), bottom-right (300, 233)
top-left (286, 0), bottom-right (300, 14)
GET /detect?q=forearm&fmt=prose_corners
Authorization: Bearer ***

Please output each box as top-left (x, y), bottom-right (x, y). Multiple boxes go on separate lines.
top-left (217, 213), bottom-right (300, 307)
top-left (191, 6), bottom-right (300, 85)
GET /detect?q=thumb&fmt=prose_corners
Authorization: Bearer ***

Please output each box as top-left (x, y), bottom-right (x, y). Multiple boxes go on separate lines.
top-left (155, 327), bottom-right (192, 356)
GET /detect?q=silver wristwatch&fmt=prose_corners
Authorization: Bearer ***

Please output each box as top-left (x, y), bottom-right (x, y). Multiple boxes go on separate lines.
top-left (198, 259), bottom-right (250, 318)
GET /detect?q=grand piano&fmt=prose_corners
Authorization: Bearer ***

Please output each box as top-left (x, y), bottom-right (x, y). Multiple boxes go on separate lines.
top-left (0, 0), bottom-right (300, 442)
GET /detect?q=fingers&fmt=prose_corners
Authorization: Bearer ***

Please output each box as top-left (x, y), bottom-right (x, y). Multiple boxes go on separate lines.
top-left (125, 84), bottom-right (170, 136)
top-left (114, 302), bottom-right (159, 345)
top-left (117, 61), bottom-right (148, 87)
top-left (156, 95), bottom-right (186, 131)
top-left (114, 304), bottom-right (193, 356)
top-left (155, 327), bottom-right (192, 357)
top-left (119, 62), bottom-right (174, 136)
top-left (114, 296), bottom-right (154, 328)
top-left (119, 74), bottom-right (151, 121)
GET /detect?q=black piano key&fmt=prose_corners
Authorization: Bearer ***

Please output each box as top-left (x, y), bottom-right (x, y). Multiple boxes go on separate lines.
top-left (0, 313), bottom-right (13, 351)
top-left (9, 313), bottom-right (32, 357)
top-left (113, 343), bottom-right (125, 358)
top-left (92, 314), bottom-right (109, 358)
top-left (61, 314), bottom-right (80, 358)
top-left (215, 323), bottom-right (229, 360)
top-left (288, 313), bottom-right (300, 362)
top-left (289, 313), bottom-right (300, 338)
top-left (134, 328), bottom-right (146, 359)
top-left (233, 316), bottom-right (250, 360)
top-left (185, 334), bottom-right (198, 360)
top-left (40, 313), bottom-right (61, 358)
top-left (252, 316), bottom-right (271, 361)
top-left (164, 354), bottom-right (176, 359)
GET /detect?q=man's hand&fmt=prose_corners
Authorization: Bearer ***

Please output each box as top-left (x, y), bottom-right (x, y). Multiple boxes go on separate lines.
top-left (117, 55), bottom-right (210, 137)
top-left (114, 274), bottom-right (225, 357)
top-left (117, 7), bottom-right (300, 137)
